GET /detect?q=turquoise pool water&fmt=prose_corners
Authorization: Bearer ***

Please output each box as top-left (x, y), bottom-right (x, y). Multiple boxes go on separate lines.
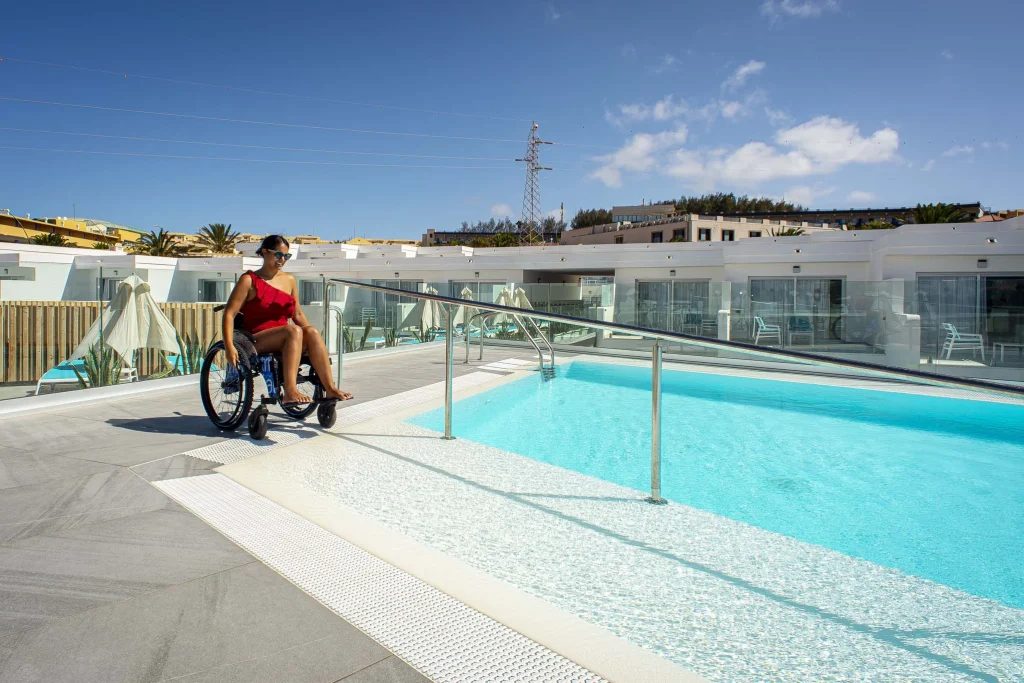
top-left (409, 361), bottom-right (1024, 608)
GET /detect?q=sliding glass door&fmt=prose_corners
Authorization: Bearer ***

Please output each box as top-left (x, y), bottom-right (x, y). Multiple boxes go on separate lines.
top-left (748, 277), bottom-right (844, 342)
top-left (916, 275), bottom-right (1024, 357)
top-left (635, 280), bottom-right (711, 334)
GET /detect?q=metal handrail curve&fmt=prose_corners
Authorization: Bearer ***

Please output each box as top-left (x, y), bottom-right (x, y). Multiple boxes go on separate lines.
top-left (327, 278), bottom-right (1024, 400)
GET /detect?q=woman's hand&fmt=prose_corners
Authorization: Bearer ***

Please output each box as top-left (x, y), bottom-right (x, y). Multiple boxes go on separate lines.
top-left (225, 342), bottom-right (239, 369)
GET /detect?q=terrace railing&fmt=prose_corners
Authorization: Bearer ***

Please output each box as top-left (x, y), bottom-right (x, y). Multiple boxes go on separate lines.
top-left (325, 279), bottom-right (1024, 504)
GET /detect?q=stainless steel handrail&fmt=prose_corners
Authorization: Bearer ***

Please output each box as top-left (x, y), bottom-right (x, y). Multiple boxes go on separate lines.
top-left (327, 277), bottom-right (1024, 504)
top-left (522, 315), bottom-right (555, 370)
top-left (464, 311), bottom-right (499, 363)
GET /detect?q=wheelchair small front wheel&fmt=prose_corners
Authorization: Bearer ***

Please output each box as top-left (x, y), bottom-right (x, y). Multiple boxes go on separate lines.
top-left (248, 407), bottom-right (269, 440)
top-left (317, 402), bottom-right (337, 429)
top-left (200, 342), bottom-right (253, 431)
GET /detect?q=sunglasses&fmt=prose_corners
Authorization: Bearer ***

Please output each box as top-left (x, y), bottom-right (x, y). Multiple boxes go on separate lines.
top-left (270, 251), bottom-right (292, 261)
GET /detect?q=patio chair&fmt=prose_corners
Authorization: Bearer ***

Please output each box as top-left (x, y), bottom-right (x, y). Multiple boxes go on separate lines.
top-left (787, 316), bottom-right (815, 346)
top-left (753, 317), bottom-right (782, 345)
top-left (940, 323), bottom-right (985, 361)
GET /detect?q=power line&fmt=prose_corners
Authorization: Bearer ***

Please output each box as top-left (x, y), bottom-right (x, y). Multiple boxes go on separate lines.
top-left (0, 95), bottom-right (613, 150)
top-left (0, 56), bottom-right (535, 123)
top-left (0, 126), bottom-right (593, 164)
top-left (0, 145), bottom-right (535, 169)
top-left (0, 97), bottom-right (531, 144)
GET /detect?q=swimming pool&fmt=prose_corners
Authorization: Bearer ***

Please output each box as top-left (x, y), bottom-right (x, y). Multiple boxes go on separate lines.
top-left (410, 360), bottom-right (1024, 609)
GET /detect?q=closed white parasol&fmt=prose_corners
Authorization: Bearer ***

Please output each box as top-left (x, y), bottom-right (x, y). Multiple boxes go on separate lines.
top-left (71, 274), bottom-right (180, 363)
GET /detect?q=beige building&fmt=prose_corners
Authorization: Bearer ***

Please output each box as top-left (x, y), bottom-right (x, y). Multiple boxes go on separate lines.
top-left (610, 204), bottom-right (676, 223)
top-left (561, 214), bottom-right (842, 246)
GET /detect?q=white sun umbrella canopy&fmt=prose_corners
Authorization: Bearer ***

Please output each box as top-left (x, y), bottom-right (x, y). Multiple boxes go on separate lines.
top-left (453, 286), bottom-right (480, 327)
top-left (71, 275), bottom-right (180, 363)
top-left (492, 285), bottom-right (533, 325)
top-left (398, 286), bottom-right (448, 332)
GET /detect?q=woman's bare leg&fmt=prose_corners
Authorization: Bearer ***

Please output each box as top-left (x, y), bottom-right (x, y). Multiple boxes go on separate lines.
top-left (301, 325), bottom-right (352, 401)
top-left (253, 325), bottom-right (311, 405)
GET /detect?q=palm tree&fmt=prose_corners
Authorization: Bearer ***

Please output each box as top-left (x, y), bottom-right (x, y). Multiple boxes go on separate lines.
top-left (768, 227), bottom-right (805, 237)
top-left (858, 220), bottom-right (896, 230)
top-left (905, 203), bottom-right (975, 225)
top-left (196, 223), bottom-right (241, 253)
top-left (92, 242), bottom-right (111, 250)
top-left (30, 233), bottom-right (71, 247)
top-left (132, 229), bottom-right (187, 257)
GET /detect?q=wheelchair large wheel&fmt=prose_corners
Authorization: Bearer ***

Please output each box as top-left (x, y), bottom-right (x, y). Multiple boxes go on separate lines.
top-left (280, 363), bottom-right (319, 420)
top-left (200, 342), bottom-right (253, 431)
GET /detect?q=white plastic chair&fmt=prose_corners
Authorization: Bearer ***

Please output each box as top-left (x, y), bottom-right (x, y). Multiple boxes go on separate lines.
top-left (753, 316), bottom-right (782, 345)
top-left (941, 323), bottom-right (985, 360)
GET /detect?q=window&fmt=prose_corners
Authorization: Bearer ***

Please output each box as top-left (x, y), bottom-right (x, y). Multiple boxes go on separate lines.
top-left (748, 230), bottom-right (762, 238)
top-left (672, 228), bottom-right (685, 240)
top-left (199, 279), bottom-right (232, 302)
top-left (614, 235), bottom-right (624, 244)
top-left (698, 228), bottom-right (712, 241)
top-left (99, 277), bottom-right (125, 301)
top-left (722, 230), bottom-right (735, 241)
top-left (651, 231), bottom-right (663, 243)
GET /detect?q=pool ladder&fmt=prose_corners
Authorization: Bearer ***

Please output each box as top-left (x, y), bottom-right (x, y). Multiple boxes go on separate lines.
top-left (514, 314), bottom-right (556, 380)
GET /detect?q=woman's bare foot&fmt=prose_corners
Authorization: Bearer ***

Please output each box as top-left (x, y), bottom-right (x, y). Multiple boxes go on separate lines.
top-left (325, 387), bottom-right (353, 401)
top-left (282, 390), bottom-right (313, 406)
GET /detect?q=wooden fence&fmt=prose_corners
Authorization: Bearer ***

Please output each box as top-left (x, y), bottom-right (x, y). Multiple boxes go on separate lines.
top-left (0, 301), bottom-right (223, 384)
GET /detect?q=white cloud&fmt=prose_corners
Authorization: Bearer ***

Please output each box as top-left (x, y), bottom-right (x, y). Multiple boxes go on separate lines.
top-left (491, 203), bottom-right (514, 218)
top-left (620, 43), bottom-right (636, 59)
top-left (921, 159), bottom-right (936, 172)
top-left (545, 4), bottom-right (561, 22)
top-left (982, 141), bottom-right (991, 150)
top-left (848, 190), bottom-right (877, 203)
top-left (942, 145), bottom-right (974, 157)
top-left (594, 115), bottom-right (898, 188)
top-left (606, 92), bottom-right (766, 128)
top-left (722, 60), bottom-right (766, 91)
top-left (941, 48), bottom-right (953, 60)
top-left (999, 140), bottom-right (1010, 150)
top-left (651, 54), bottom-right (679, 74)
top-left (765, 107), bottom-right (792, 126)
top-left (981, 140), bottom-right (1010, 151)
top-left (761, 0), bottom-right (839, 22)
top-left (589, 126), bottom-right (689, 188)
top-left (546, 208), bottom-right (564, 221)
top-left (783, 185), bottom-right (835, 206)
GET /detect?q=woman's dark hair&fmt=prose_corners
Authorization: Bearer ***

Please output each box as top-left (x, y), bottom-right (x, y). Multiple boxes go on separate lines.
top-left (256, 234), bottom-right (289, 257)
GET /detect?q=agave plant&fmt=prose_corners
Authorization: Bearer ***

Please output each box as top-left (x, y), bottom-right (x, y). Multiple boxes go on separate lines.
top-left (342, 325), bottom-right (356, 353)
top-left (383, 328), bottom-right (399, 347)
top-left (359, 319), bottom-right (373, 351)
top-left (412, 323), bottom-right (437, 343)
top-left (150, 333), bottom-right (210, 378)
top-left (71, 343), bottom-right (124, 389)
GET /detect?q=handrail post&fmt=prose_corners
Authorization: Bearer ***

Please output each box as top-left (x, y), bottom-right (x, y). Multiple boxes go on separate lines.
top-left (648, 340), bottom-right (665, 504)
top-left (443, 303), bottom-right (455, 440)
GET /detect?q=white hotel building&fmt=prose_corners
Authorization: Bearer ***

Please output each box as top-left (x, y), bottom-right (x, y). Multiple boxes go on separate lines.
top-left (0, 216), bottom-right (1021, 382)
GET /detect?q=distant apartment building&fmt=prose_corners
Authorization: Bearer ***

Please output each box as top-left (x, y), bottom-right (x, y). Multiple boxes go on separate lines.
top-left (345, 236), bottom-right (418, 246)
top-left (561, 213), bottom-right (841, 246)
top-left (0, 210), bottom-right (143, 248)
top-left (610, 204), bottom-right (676, 223)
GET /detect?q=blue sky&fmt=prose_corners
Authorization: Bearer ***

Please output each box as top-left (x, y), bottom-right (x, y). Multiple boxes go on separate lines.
top-left (1, 0), bottom-right (1020, 240)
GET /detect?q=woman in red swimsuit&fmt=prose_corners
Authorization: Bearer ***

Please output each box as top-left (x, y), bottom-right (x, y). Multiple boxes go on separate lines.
top-left (222, 235), bottom-right (352, 407)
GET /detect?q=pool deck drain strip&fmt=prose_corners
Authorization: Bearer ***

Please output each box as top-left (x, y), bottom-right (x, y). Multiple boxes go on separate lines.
top-left (155, 473), bottom-right (607, 683)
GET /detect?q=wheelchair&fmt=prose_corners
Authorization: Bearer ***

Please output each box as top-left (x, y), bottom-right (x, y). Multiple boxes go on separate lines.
top-left (200, 306), bottom-right (338, 440)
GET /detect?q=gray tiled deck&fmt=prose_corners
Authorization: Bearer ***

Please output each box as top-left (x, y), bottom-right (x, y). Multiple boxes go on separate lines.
top-left (0, 345), bottom-right (536, 682)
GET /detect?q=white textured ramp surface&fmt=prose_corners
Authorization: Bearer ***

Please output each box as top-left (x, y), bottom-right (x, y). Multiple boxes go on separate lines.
top-left (154, 474), bottom-right (606, 683)
top-left (183, 372), bottom-right (500, 465)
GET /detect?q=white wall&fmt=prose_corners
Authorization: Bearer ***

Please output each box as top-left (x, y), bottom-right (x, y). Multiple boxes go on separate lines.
top-left (0, 263), bottom-right (72, 301)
